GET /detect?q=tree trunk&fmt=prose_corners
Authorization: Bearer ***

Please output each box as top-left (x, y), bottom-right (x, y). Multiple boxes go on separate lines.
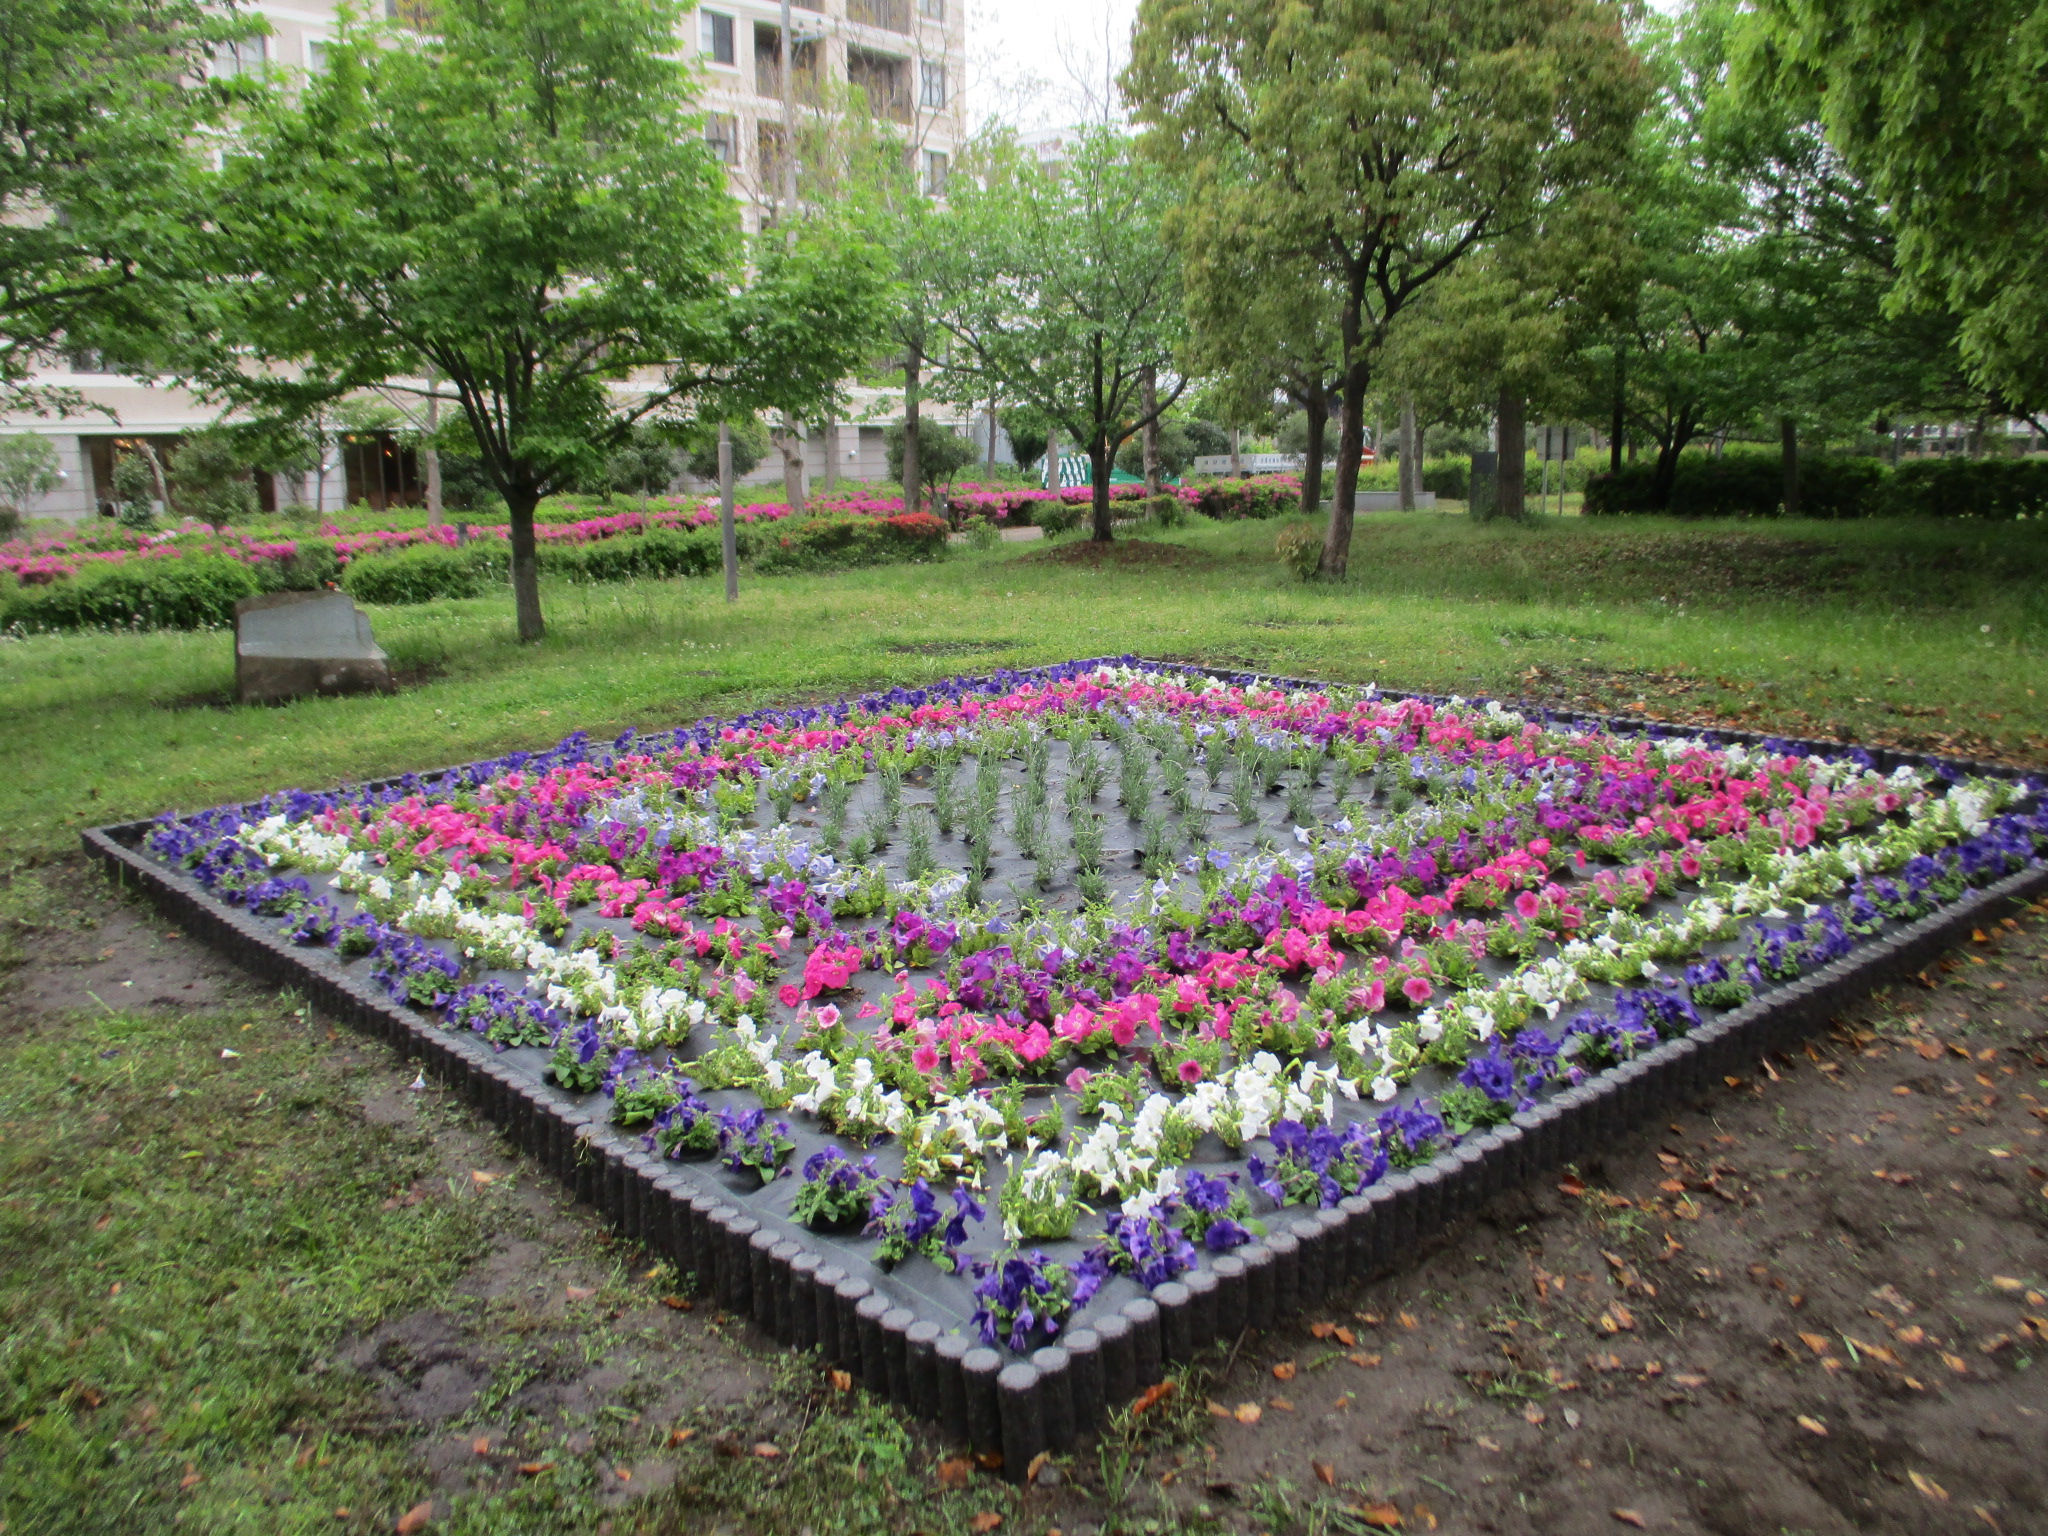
top-left (985, 401), bottom-right (996, 476)
top-left (1089, 431), bottom-right (1114, 542)
top-left (902, 340), bottom-right (922, 514)
top-left (1141, 366), bottom-right (1161, 493)
top-left (1322, 364), bottom-right (1368, 577)
top-left (1300, 395), bottom-right (1326, 516)
top-left (1610, 345), bottom-right (1625, 476)
top-left (779, 411), bottom-right (805, 513)
top-left (1495, 389), bottom-right (1525, 520)
top-left (1650, 440), bottom-right (1680, 509)
top-left (1228, 426), bottom-right (1241, 475)
top-left (1780, 415), bottom-right (1800, 517)
top-left (821, 410), bottom-right (837, 491)
top-left (1398, 394), bottom-right (1417, 511)
top-left (507, 486), bottom-right (544, 642)
top-left (423, 377), bottom-right (443, 528)
top-left (1045, 422), bottom-right (1059, 491)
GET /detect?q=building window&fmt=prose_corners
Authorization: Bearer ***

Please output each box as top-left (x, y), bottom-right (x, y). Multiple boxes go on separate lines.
top-left (919, 60), bottom-right (946, 108)
top-left (384, 0), bottom-right (433, 28)
top-left (919, 0), bottom-right (944, 17)
top-left (701, 10), bottom-right (735, 65)
top-left (209, 35), bottom-right (267, 77)
top-left (704, 114), bottom-right (738, 164)
top-left (923, 149), bottom-right (948, 196)
top-left (306, 38), bottom-right (330, 72)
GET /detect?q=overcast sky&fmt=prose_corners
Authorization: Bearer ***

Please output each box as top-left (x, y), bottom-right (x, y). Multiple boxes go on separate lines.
top-left (964, 0), bottom-right (1141, 131)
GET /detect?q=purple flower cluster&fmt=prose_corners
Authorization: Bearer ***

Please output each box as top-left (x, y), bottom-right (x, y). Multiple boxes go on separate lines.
top-left (1098, 1204), bottom-right (1199, 1287)
top-left (1250, 1118), bottom-right (1391, 1207)
top-left (867, 1177), bottom-right (984, 1271)
top-left (791, 1146), bottom-right (885, 1229)
top-left (714, 1106), bottom-right (794, 1183)
top-left (970, 1249), bottom-right (1103, 1353)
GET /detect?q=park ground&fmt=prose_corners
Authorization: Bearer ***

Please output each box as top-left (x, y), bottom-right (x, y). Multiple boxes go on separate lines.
top-left (3, 510), bottom-right (2046, 1535)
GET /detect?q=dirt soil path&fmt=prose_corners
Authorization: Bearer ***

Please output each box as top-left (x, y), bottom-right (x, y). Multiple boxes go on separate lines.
top-left (8, 858), bottom-right (2046, 1535)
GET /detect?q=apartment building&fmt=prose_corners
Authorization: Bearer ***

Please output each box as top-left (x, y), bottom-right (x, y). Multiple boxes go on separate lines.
top-left (0, 0), bottom-right (971, 520)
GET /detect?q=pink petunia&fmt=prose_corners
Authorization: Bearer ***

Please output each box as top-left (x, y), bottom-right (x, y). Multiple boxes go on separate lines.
top-left (911, 1042), bottom-right (940, 1075)
top-left (1514, 890), bottom-right (1543, 921)
top-left (1065, 1065), bottom-right (1094, 1092)
top-left (1177, 1058), bottom-right (1205, 1084)
top-left (814, 1004), bottom-right (840, 1029)
top-left (1401, 975), bottom-right (1435, 1005)
top-left (778, 983), bottom-right (801, 1009)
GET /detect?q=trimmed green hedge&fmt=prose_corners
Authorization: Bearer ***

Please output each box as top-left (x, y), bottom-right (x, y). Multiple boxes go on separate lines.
top-left (1584, 452), bottom-right (2047, 519)
top-left (2, 555), bottom-right (262, 633)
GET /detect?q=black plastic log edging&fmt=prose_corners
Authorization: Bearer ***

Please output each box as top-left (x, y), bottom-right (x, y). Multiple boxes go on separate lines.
top-left (78, 658), bottom-right (2048, 1481)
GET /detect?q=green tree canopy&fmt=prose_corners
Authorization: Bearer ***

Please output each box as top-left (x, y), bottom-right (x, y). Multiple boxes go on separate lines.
top-left (1126, 0), bottom-right (1647, 574)
top-left (932, 128), bottom-right (1187, 541)
top-left (0, 0), bottom-right (261, 412)
top-left (1748, 0), bottom-right (2048, 414)
top-left (207, 0), bottom-right (889, 639)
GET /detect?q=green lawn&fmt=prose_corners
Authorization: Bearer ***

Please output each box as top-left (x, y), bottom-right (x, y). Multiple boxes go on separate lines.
top-left (2, 509), bottom-right (2044, 1533)
top-left (3, 511), bottom-right (2042, 863)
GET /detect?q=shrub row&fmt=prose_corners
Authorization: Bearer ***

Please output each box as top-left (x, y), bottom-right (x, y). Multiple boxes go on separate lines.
top-left (1584, 453), bottom-right (2048, 519)
top-left (1183, 479), bottom-right (1302, 520)
top-left (2, 555), bottom-right (264, 632)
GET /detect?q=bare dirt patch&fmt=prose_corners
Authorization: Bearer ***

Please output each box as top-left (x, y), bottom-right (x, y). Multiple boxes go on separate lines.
top-left (1023, 538), bottom-right (1223, 571)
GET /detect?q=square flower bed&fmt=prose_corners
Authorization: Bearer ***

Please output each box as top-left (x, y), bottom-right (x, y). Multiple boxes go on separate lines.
top-left (88, 659), bottom-right (2048, 1474)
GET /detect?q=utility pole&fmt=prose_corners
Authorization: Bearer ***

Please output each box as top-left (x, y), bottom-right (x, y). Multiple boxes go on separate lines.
top-left (719, 423), bottom-right (738, 603)
top-left (777, 0), bottom-right (806, 512)
top-left (423, 372), bottom-right (443, 528)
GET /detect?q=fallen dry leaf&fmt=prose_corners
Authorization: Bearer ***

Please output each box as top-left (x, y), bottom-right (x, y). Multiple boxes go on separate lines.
top-left (1559, 1175), bottom-right (1588, 1197)
top-left (1611, 1510), bottom-right (1648, 1529)
top-left (470, 1170), bottom-right (496, 1187)
top-left (751, 1442), bottom-right (780, 1459)
top-left (396, 1501), bottom-right (434, 1534)
top-left (1398, 1312), bottom-right (1419, 1330)
top-left (1991, 1276), bottom-right (2024, 1293)
top-left (1026, 1451), bottom-right (1051, 1485)
top-left (1348, 1352), bottom-right (1383, 1368)
top-left (661, 1295), bottom-right (692, 1312)
top-left (565, 1286), bottom-right (596, 1302)
top-left (1269, 1396), bottom-right (1296, 1412)
top-left (1335, 1326), bottom-right (1357, 1347)
top-left (1909, 1470), bottom-right (1950, 1502)
top-left (1133, 1380), bottom-right (1175, 1414)
top-left (1311, 1321), bottom-right (1338, 1339)
top-left (1313, 1459), bottom-right (1336, 1486)
top-left (471, 1437), bottom-right (490, 1456)
top-left (1207, 1400), bottom-right (1233, 1418)
top-left (177, 1471), bottom-right (201, 1490)
top-left (1523, 1403), bottom-right (1547, 1426)
top-left (937, 1456), bottom-right (973, 1489)
top-left (1272, 1360), bottom-right (1298, 1381)
top-left (973, 1450), bottom-right (1004, 1471)
top-left (1234, 1402), bottom-right (1262, 1424)
top-left (517, 1461), bottom-right (554, 1475)
top-left (1600, 1305), bottom-right (1637, 1334)
top-left (969, 1513), bottom-right (1003, 1534)
top-left (1351, 1501), bottom-right (1403, 1529)
top-left (1796, 1415), bottom-right (1828, 1436)
top-left (1798, 1332), bottom-right (1831, 1355)
top-left (667, 1428), bottom-right (694, 1447)
top-left (829, 1369), bottom-right (853, 1393)
top-left (1477, 1436), bottom-right (1503, 1452)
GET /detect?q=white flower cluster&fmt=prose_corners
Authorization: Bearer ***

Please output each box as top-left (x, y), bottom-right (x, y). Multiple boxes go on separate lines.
top-left (787, 1052), bottom-right (911, 1135)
